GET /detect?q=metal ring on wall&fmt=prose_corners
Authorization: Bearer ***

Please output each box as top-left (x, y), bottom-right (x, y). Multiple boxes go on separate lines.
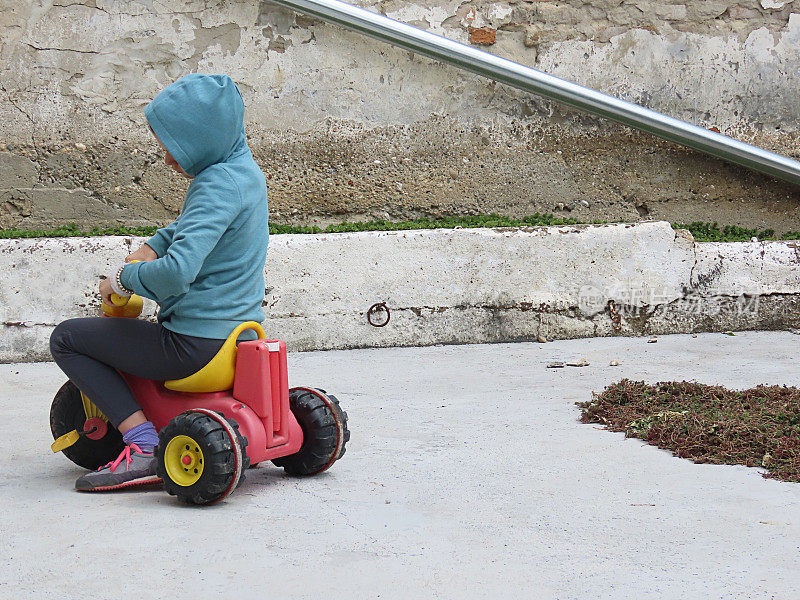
top-left (367, 302), bottom-right (391, 327)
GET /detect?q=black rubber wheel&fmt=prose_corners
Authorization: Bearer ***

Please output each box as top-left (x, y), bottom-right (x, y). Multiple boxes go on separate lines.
top-left (225, 417), bottom-right (250, 483)
top-left (50, 381), bottom-right (124, 470)
top-left (156, 411), bottom-right (248, 505)
top-left (272, 388), bottom-right (350, 476)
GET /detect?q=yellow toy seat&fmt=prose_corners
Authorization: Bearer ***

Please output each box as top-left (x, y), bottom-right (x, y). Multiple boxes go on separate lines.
top-left (164, 321), bottom-right (267, 393)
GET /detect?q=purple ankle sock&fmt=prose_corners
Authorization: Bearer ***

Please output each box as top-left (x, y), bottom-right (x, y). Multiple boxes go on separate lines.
top-left (122, 421), bottom-right (159, 453)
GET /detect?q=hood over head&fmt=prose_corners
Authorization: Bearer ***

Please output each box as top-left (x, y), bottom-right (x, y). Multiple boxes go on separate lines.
top-left (145, 74), bottom-right (247, 177)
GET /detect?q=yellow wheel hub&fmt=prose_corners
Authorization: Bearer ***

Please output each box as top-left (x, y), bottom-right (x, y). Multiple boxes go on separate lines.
top-left (164, 435), bottom-right (204, 486)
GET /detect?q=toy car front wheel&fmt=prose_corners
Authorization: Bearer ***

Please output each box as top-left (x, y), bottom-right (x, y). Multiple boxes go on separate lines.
top-left (272, 388), bottom-right (350, 476)
top-left (50, 381), bottom-right (124, 470)
top-left (156, 409), bottom-right (248, 505)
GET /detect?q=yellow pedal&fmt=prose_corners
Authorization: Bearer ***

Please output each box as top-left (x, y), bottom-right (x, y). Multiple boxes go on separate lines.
top-left (51, 429), bottom-right (80, 453)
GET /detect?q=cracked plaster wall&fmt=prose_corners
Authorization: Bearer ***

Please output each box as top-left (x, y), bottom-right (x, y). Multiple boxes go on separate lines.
top-left (0, 0), bottom-right (798, 232)
top-left (1, 222), bottom-right (799, 361)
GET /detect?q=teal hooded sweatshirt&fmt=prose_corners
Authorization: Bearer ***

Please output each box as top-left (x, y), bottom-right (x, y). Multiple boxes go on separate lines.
top-left (120, 74), bottom-right (268, 340)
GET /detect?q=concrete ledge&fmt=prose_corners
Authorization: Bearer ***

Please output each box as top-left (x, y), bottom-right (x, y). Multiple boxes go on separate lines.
top-left (1, 221), bottom-right (799, 362)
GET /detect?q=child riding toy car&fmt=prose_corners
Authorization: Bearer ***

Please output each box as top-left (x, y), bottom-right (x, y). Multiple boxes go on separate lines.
top-left (50, 292), bottom-right (350, 505)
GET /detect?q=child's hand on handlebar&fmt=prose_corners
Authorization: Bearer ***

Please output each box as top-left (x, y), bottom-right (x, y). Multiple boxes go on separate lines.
top-left (126, 244), bottom-right (157, 263)
top-left (99, 278), bottom-right (115, 306)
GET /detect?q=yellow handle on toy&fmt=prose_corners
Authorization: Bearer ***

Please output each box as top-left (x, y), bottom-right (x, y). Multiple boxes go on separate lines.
top-left (109, 259), bottom-right (142, 305)
top-left (103, 260), bottom-right (143, 317)
top-left (110, 293), bottom-right (129, 306)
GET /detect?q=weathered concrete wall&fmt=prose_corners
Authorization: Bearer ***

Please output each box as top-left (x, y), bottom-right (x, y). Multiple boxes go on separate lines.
top-left (1, 221), bottom-right (798, 362)
top-left (0, 1), bottom-right (798, 234)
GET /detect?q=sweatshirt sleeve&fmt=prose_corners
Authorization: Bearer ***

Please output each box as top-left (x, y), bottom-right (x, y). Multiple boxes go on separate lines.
top-left (145, 220), bottom-right (178, 257)
top-left (121, 171), bottom-right (241, 301)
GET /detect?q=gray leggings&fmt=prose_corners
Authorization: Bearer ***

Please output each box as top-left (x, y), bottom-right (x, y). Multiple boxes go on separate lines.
top-left (50, 318), bottom-right (224, 427)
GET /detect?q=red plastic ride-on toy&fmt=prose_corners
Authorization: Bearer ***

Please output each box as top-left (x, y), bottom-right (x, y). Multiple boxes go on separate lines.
top-left (50, 291), bottom-right (350, 505)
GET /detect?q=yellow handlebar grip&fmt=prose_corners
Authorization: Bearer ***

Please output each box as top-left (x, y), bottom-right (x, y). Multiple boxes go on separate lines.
top-left (109, 259), bottom-right (141, 306)
top-left (110, 293), bottom-right (129, 306)
top-left (102, 259), bottom-right (144, 315)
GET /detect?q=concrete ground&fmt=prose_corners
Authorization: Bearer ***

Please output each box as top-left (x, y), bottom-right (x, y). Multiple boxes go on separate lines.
top-left (1, 331), bottom-right (799, 599)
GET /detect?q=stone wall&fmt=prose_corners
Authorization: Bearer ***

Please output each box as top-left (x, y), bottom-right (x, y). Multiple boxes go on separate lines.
top-left (2, 222), bottom-right (799, 362)
top-left (0, 1), bottom-right (798, 233)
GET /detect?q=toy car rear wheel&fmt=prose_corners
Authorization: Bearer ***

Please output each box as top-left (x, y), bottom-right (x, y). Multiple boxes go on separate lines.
top-left (271, 388), bottom-right (350, 476)
top-left (156, 409), bottom-right (248, 505)
top-left (50, 381), bottom-right (124, 470)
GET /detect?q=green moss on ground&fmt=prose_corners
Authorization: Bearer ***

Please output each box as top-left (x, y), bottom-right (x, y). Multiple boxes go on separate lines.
top-left (1, 215), bottom-right (799, 242)
top-left (577, 379), bottom-right (800, 483)
top-left (0, 213), bottom-right (581, 239)
top-left (674, 221), bottom-right (800, 242)
top-left (0, 223), bottom-right (160, 239)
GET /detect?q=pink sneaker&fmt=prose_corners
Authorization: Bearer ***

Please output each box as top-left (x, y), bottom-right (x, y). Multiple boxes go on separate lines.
top-left (75, 444), bottom-right (162, 492)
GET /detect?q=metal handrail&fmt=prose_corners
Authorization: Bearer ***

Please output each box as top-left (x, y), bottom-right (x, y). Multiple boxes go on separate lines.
top-left (267, 0), bottom-right (800, 186)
